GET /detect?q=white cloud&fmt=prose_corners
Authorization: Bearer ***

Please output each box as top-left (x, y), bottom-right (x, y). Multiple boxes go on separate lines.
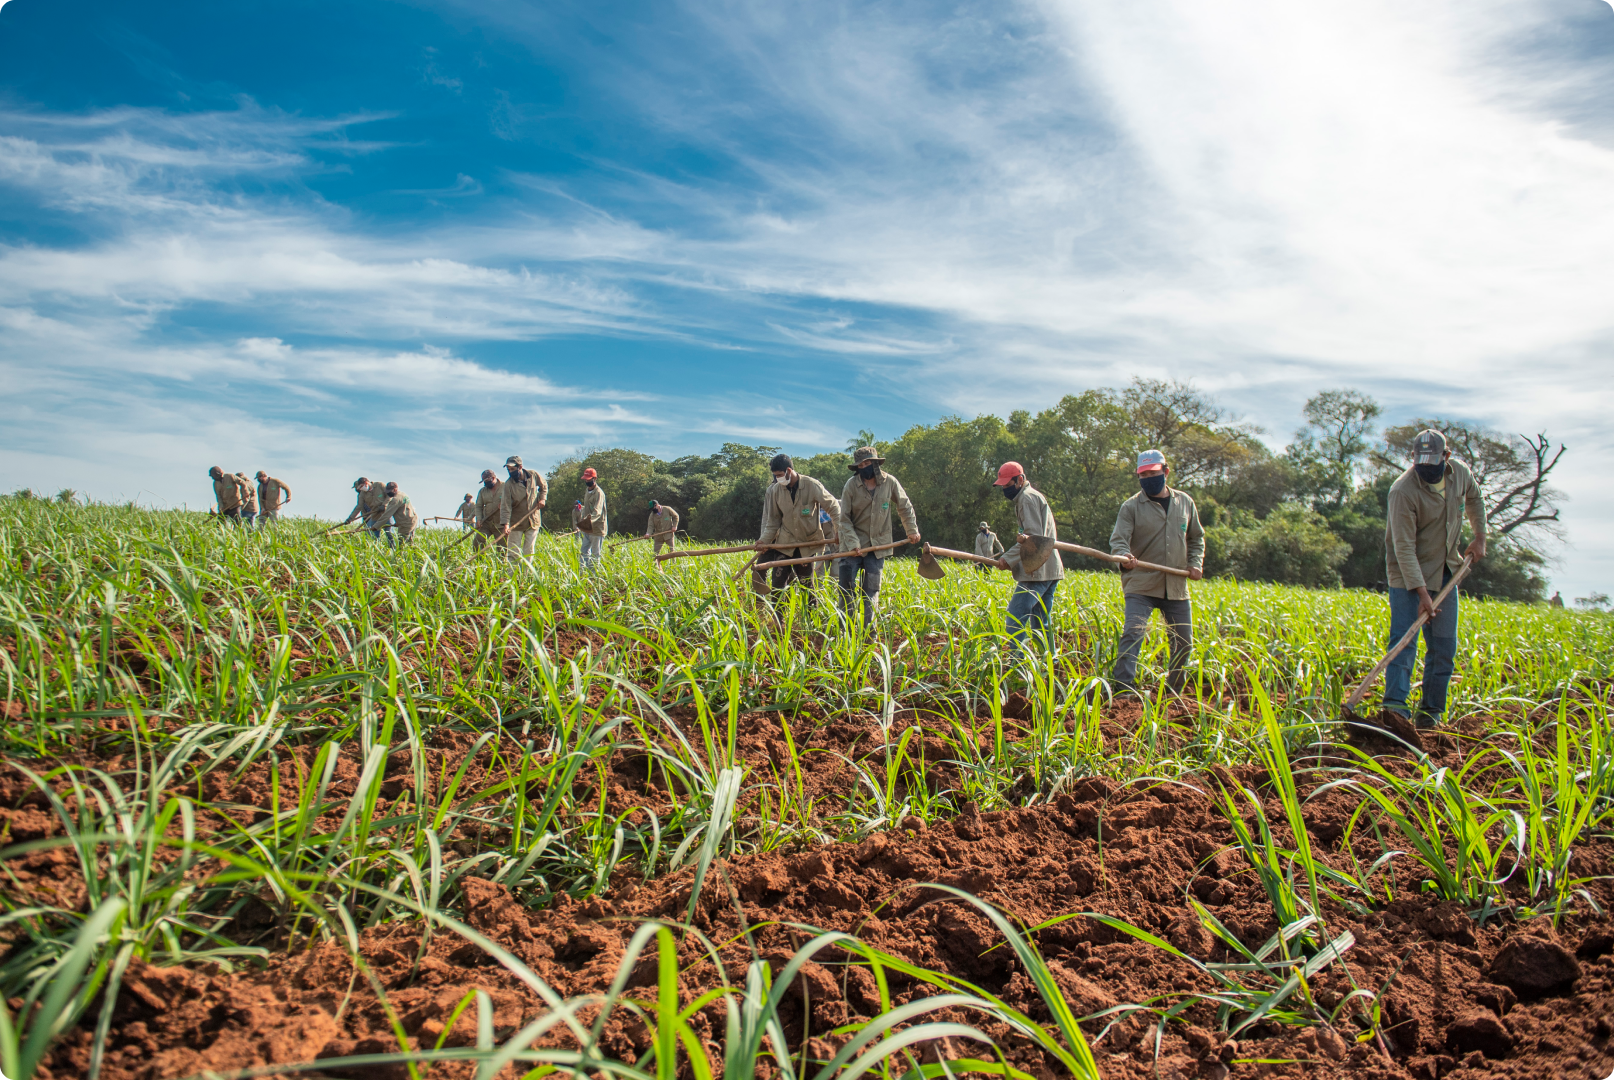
top-left (4, 1), bottom-right (1614, 591)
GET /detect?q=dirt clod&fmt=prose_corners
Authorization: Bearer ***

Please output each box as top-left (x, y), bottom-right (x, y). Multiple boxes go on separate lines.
top-left (1446, 1009), bottom-right (1514, 1058)
top-left (1487, 936), bottom-right (1581, 995)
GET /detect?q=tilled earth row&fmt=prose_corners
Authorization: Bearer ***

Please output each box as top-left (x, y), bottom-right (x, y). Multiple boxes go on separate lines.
top-left (12, 709), bottom-right (1614, 1080)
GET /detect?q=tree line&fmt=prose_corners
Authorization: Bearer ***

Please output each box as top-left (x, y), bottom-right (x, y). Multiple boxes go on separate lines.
top-left (544, 380), bottom-right (1566, 601)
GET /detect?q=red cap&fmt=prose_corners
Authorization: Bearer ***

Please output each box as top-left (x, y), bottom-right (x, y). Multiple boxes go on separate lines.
top-left (993, 461), bottom-right (1025, 486)
top-left (581, 468), bottom-right (597, 480)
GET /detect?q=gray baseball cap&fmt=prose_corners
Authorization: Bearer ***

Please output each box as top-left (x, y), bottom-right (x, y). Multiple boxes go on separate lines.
top-left (1412, 429), bottom-right (1446, 465)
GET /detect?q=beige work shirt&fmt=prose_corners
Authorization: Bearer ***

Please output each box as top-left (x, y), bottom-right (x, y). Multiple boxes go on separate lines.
top-left (975, 529), bottom-right (1004, 558)
top-left (232, 475), bottom-right (258, 513)
top-left (578, 484), bottom-right (607, 535)
top-left (1384, 459), bottom-right (1486, 591)
top-left (473, 483), bottom-right (501, 527)
top-left (1001, 484), bottom-right (1065, 583)
top-left (257, 476), bottom-right (290, 512)
top-left (456, 499), bottom-right (476, 526)
top-left (1109, 488), bottom-right (1204, 600)
top-left (212, 474), bottom-right (249, 512)
top-left (646, 506), bottom-right (679, 537)
top-left (498, 469), bottom-right (547, 529)
top-left (760, 474), bottom-right (841, 552)
top-left (838, 472), bottom-right (918, 557)
top-left (348, 485), bottom-right (390, 526)
top-left (376, 492), bottom-right (420, 532)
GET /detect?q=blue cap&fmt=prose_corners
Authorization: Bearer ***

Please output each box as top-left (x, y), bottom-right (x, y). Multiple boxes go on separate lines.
top-left (1136, 449), bottom-right (1166, 473)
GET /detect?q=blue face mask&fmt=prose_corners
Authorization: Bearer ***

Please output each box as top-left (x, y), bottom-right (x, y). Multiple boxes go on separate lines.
top-left (1140, 474), bottom-right (1167, 497)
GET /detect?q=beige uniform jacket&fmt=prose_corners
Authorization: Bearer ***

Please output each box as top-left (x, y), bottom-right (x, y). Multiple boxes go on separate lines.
top-left (345, 485), bottom-right (389, 525)
top-left (1001, 484), bottom-right (1065, 583)
top-left (1109, 488), bottom-right (1204, 600)
top-left (213, 474), bottom-right (249, 512)
top-left (578, 484), bottom-right (607, 535)
top-left (498, 469), bottom-right (547, 530)
top-left (1384, 460), bottom-right (1486, 591)
top-left (975, 529), bottom-right (1004, 558)
top-left (760, 474), bottom-right (841, 551)
top-left (645, 506), bottom-right (679, 537)
top-left (257, 476), bottom-right (290, 512)
top-left (456, 499), bottom-right (476, 526)
top-left (234, 476), bottom-right (259, 513)
top-left (376, 493), bottom-right (420, 532)
top-left (838, 473), bottom-right (918, 557)
top-left (473, 484), bottom-right (501, 527)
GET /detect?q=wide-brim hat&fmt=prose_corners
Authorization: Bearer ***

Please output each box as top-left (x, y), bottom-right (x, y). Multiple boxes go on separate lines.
top-left (849, 446), bottom-right (886, 469)
top-left (977, 521), bottom-right (990, 529)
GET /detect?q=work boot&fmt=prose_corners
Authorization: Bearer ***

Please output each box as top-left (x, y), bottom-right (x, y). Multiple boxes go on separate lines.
top-left (1413, 710), bottom-right (1443, 731)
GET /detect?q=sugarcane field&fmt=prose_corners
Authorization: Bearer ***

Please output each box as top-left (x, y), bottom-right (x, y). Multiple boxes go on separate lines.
top-left (6, 2), bottom-right (1614, 1079)
top-left (3, 440), bottom-right (1613, 1080)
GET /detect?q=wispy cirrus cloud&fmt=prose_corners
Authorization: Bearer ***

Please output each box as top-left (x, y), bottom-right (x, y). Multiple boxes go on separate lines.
top-left (3, 0), bottom-right (1614, 589)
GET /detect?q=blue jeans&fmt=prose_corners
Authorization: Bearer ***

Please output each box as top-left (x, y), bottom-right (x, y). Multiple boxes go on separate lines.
top-left (1006, 579), bottom-right (1059, 648)
top-left (1385, 569), bottom-right (1459, 719)
top-left (1111, 594), bottom-right (1193, 691)
top-left (837, 553), bottom-right (885, 624)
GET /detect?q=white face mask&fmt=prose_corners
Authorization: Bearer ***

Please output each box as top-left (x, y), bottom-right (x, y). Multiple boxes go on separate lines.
top-left (773, 472), bottom-right (791, 485)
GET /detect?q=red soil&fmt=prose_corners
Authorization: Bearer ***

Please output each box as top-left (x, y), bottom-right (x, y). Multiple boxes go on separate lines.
top-left (9, 709), bottom-right (1614, 1080)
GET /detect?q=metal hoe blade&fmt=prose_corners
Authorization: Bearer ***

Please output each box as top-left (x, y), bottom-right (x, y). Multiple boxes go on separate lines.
top-left (1016, 533), bottom-right (1056, 574)
top-left (917, 544), bottom-right (946, 580)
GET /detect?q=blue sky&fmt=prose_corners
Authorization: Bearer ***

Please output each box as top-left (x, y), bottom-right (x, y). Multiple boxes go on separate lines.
top-left (2, 0), bottom-right (1613, 596)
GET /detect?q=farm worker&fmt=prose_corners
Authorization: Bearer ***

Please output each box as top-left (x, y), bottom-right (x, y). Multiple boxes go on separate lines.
top-left (577, 467), bottom-right (608, 568)
top-left (341, 477), bottom-right (390, 539)
top-left (456, 494), bottom-right (476, 531)
top-left (1549, 591), bottom-right (1564, 609)
top-left (499, 455), bottom-right (548, 564)
top-left (234, 473), bottom-right (259, 528)
top-left (1108, 449), bottom-right (1205, 695)
top-left (255, 471), bottom-right (291, 524)
top-left (375, 482), bottom-right (420, 548)
top-left (1382, 429), bottom-right (1486, 729)
top-left (646, 500), bottom-right (679, 555)
top-left (472, 470), bottom-right (502, 551)
top-left (208, 466), bottom-right (251, 523)
top-left (974, 522), bottom-right (1004, 563)
top-left (993, 462), bottom-right (1063, 647)
top-left (755, 453), bottom-right (841, 602)
top-left (837, 447), bottom-right (920, 625)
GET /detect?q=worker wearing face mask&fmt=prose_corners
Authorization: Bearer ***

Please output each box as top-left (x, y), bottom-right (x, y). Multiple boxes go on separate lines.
top-left (974, 522), bottom-right (1004, 564)
top-left (577, 467), bottom-right (608, 569)
top-left (471, 470), bottom-right (502, 551)
top-left (341, 477), bottom-right (390, 539)
top-left (375, 482), bottom-right (420, 548)
top-left (755, 453), bottom-right (841, 602)
top-left (499, 455), bottom-right (548, 564)
top-left (1108, 450), bottom-right (1204, 695)
top-left (837, 447), bottom-right (920, 625)
top-left (1382, 429), bottom-right (1486, 729)
top-left (645, 500), bottom-right (679, 555)
top-left (993, 461), bottom-right (1063, 648)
